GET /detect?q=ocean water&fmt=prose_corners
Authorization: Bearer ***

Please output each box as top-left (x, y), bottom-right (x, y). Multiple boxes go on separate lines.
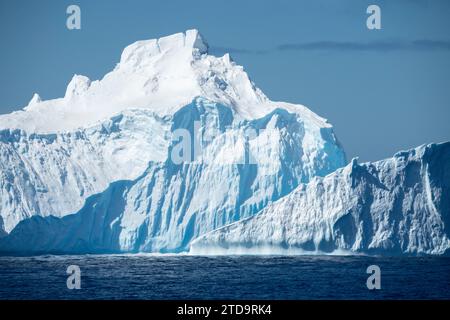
top-left (0, 255), bottom-right (449, 300)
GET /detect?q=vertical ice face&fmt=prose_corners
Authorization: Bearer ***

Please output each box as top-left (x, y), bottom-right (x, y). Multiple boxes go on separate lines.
top-left (0, 109), bottom-right (171, 233)
top-left (191, 142), bottom-right (450, 256)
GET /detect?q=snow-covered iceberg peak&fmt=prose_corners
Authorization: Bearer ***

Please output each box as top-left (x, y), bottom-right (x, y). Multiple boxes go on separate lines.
top-left (0, 29), bottom-right (328, 133)
top-left (120, 29), bottom-right (208, 66)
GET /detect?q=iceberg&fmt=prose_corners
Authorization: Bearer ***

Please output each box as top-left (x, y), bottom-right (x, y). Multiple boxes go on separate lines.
top-left (3, 30), bottom-right (445, 256)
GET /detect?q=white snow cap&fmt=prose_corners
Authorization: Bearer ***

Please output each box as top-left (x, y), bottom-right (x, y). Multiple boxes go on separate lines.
top-left (120, 29), bottom-right (208, 66)
top-left (0, 29), bottom-right (329, 133)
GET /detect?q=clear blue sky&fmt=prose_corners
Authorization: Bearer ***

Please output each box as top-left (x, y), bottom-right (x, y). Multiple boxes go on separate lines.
top-left (1, 0), bottom-right (449, 161)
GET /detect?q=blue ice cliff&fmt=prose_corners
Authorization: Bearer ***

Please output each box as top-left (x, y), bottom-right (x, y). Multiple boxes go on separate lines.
top-left (192, 142), bottom-right (450, 256)
top-left (0, 98), bottom-right (345, 254)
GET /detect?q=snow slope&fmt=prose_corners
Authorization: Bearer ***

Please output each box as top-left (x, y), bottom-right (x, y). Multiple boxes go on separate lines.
top-left (191, 142), bottom-right (450, 256)
top-left (0, 98), bottom-right (346, 253)
top-left (0, 30), bottom-right (346, 235)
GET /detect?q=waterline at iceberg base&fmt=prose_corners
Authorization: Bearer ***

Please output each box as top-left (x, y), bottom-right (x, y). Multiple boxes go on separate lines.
top-left (0, 30), bottom-right (448, 256)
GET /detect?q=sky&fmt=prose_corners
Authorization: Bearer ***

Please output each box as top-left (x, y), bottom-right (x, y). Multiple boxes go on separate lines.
top-left (0, 0), bottom-right (449, 162)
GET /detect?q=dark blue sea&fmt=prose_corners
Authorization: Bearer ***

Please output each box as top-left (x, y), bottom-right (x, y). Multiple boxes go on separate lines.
top-left (0, 255), bottom-right (449, 300)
